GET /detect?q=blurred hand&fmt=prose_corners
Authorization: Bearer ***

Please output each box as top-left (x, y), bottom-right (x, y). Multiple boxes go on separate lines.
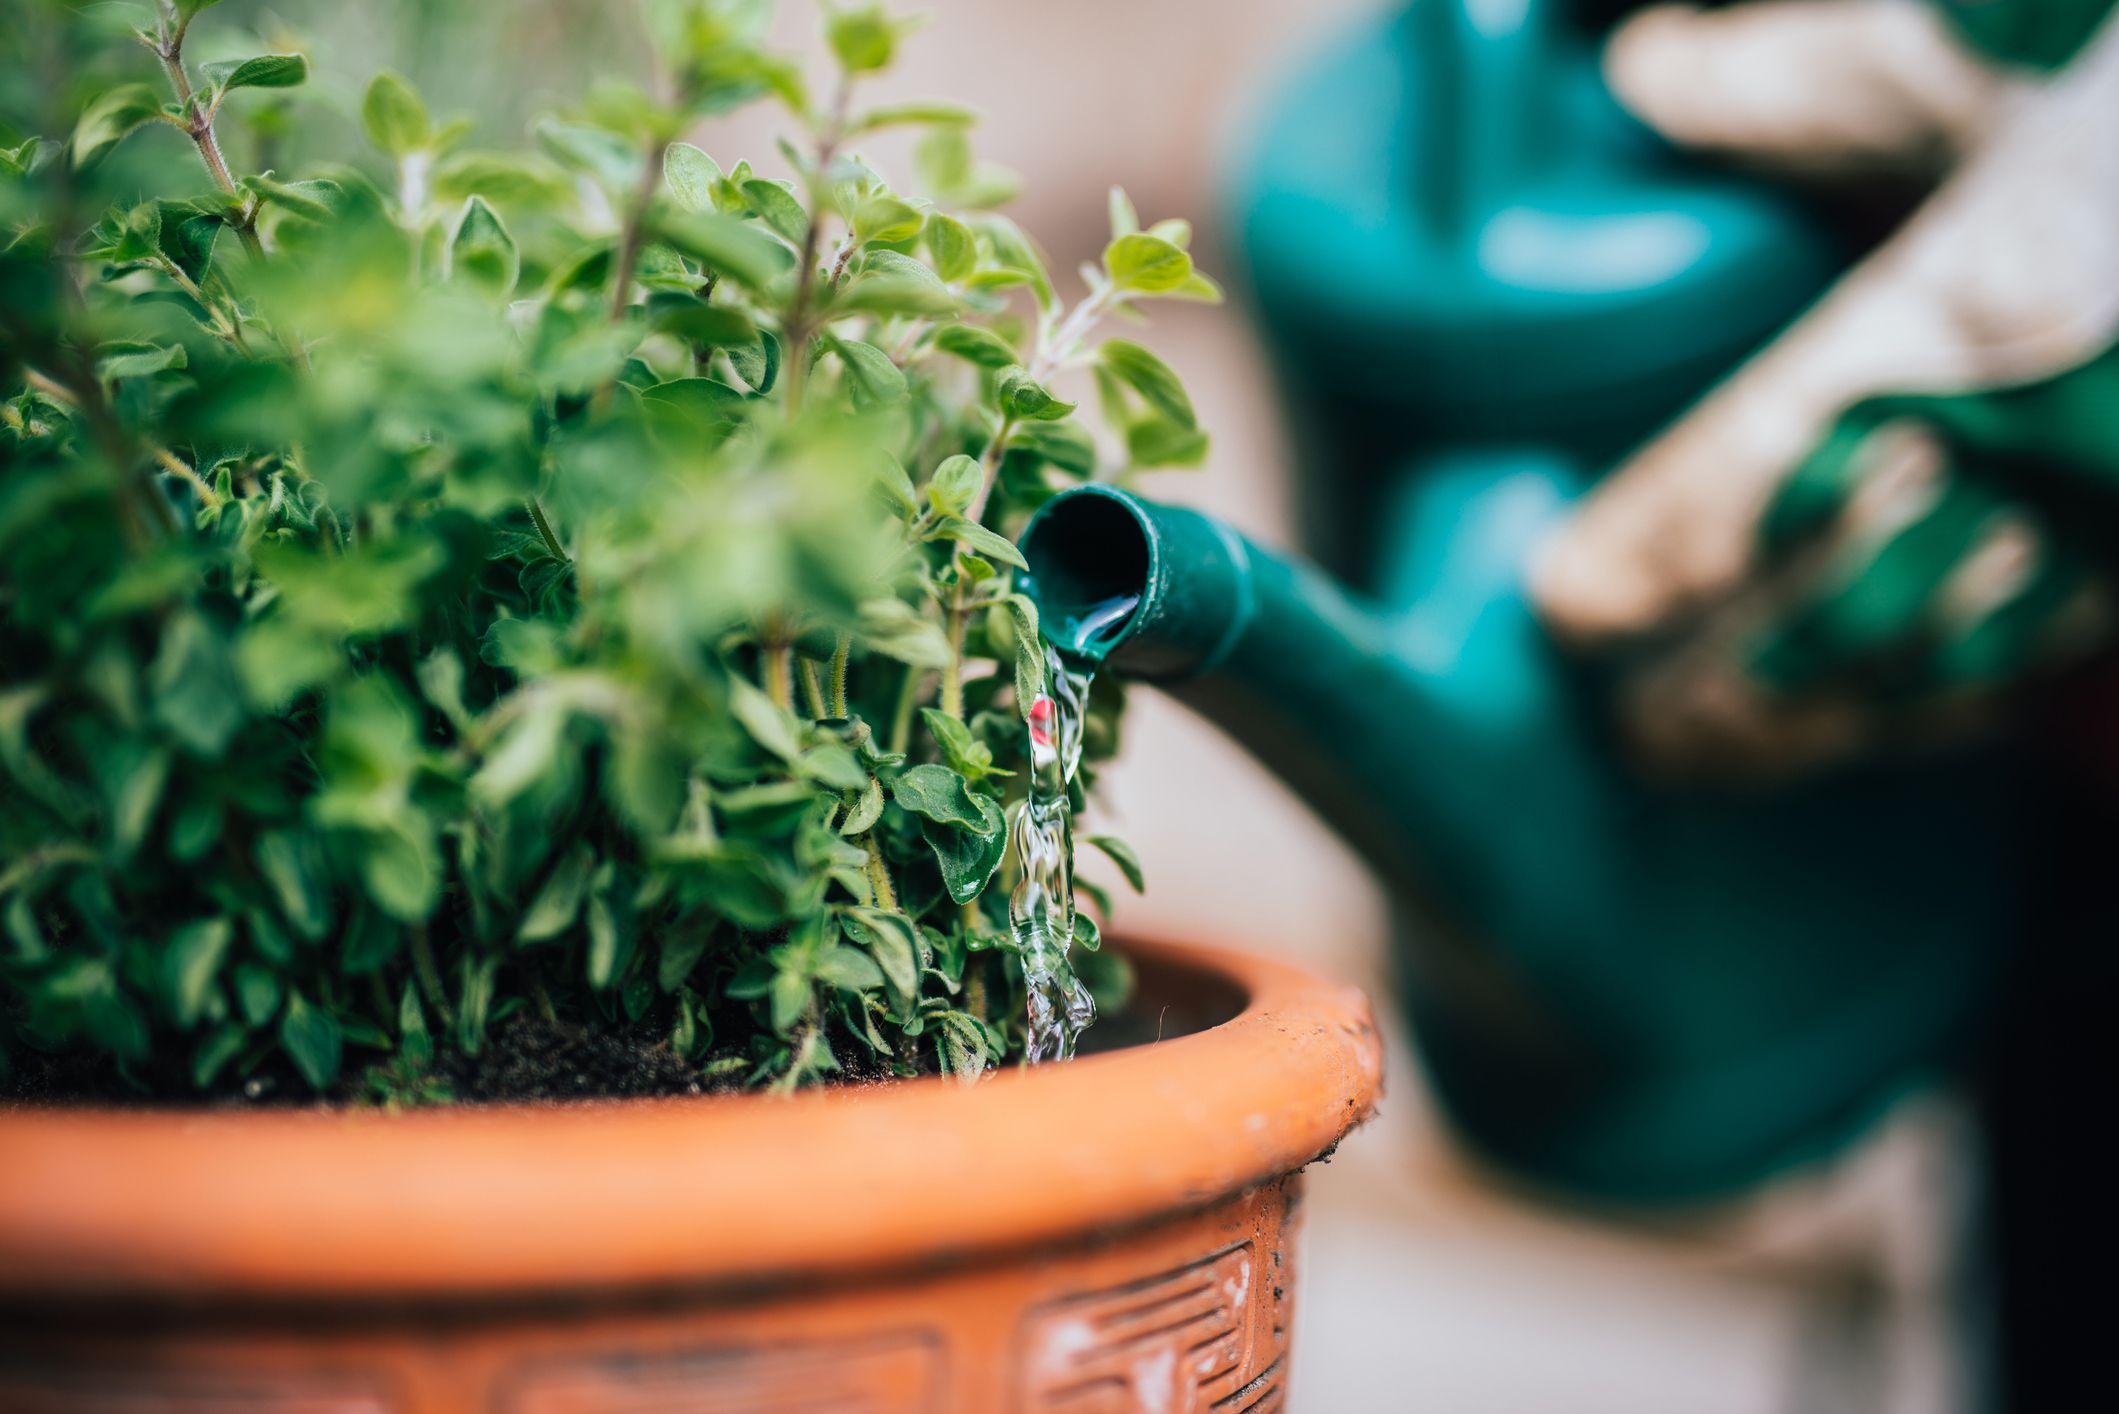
top-left (1531, 0), bottom-right (2119, 779)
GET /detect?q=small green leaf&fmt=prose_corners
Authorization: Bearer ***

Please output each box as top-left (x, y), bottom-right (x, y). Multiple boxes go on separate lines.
top-left (1005, 594), bottom-right (1045, 709)
top-left (816, 945), bottom-right (886, 991)
top-left (450, 195), bottom-right (519, 300)
top-left (1146, 217), bottom-right (1191, 249)
top-left (827, 4), bottom-right (902, 71)
top-left (1104, 232), bottom-right (1192, 294)
top-left (398, 982), bottom-right (432, 1066)
top-left (659, 920), bottom-right (719, 991)
top-left (921, 707), bottom-right (1001, 779)
top-left (535, 118), bottom-right (641, 193)
top-left (728, 673), bottom-right (802, 759)
top-left (663, 142), bottom-right (723, 212)
top-left (844, 908), bottom-right (920, 1014)
top-left (1100, 339), bottom-right (1195, 428)
top-left (454, 954), bottom-right (494, 1052)
top-left (1126, 413), bottom-right (1210, 469)
top-left (1164, 270), bottom-right (1225, 304)
top-left (769, 964), bottom-right (810, 1031)
top-left (97, 340), bottom-right (187, 382)
top-left (853, 99), bottom-right (979, 133)
top-left (656, 210), bottom-right (791, 289)
top-left (245, 174), bottom-right (344, 221)
top-left (587, 892), bottom-right (621, 988)
top-left (932, 324), bottom-right (1016, 369)
top-left (192, 1023), bottom-right (247, 1088)
top-left (361, 71), bottom-right (430, 157)
top-left (891, 763), bottom-right (999, 832)
top-left (653, 299), bottom-right (756, 346)
top-left (255, 829), bottom-right (329, 941)
top-left (930, 515), bottom-right (1027, 569)
top-left (727, 327), bottom-right (780, 392)
top-left (920, 815), bottom-right (1008, 905)
top-left (1072, 910), bottom-right (1102, 953)
top-left (280, 990), bottom-right (342, 1089)
top-left (71, 84), bottom-right (165, 169)
top-left (852, 194), bottom-right (924, 245)
top-left (836, 338), bottom-right (908, 405)
top-left (1010, 419), bottom-right (1097, 477)
top-left (875, 452), bottom-right (920, 518)
top-left (518, 842), bottom-right (595, 942)
top-left (1084, 834), bottom-right (1145, 893)
top-left (165, 917), bottom-right (233, 1028)
top-left (202, 54), bottom-right (308, 95)
top-left (840, 775), bottom-right (885, 835)
top-left (996, 367), bottom-right (1074, 422)
top-left (1108, 186), bottom-right (1139, 238)
top-left (741, 177), bottom-right (808, 244)
top-left (924, 212), bottom-right (976, 281)
top-left (926, 453), bottom-right (981, 516)
top-left (977, 215), bottom-right (1054, 313)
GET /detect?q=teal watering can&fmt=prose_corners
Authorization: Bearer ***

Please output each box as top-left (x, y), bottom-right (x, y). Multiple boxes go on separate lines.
top-left (1020, 472), bottom-right (2015, 1205)
top-left (1012, 0), bottom-right (2020, 1204)
top-left (1225, 0), bottom-right (1838, 584)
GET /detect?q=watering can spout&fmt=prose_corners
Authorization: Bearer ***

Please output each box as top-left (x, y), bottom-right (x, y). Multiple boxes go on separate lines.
top-left (1019, 465), bottom-right (2015, 1203)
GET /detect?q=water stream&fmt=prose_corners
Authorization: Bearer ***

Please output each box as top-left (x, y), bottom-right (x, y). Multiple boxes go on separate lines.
top-left (1008, 595), bottom-right (1140, 1063)
top-left (1009, 642), bottom-right (1098, 1062)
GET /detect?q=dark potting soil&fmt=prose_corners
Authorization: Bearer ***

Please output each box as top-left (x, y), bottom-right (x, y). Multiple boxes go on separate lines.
top-left (0, 1013), bottom-right (796, 1110)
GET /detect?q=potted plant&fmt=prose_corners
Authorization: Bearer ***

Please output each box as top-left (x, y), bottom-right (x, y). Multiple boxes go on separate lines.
top-left (0, 0), bottom-right (1379, 1405)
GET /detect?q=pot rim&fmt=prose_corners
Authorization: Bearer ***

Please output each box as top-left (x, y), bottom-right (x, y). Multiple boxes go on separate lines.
top-left (0, 935), bottom-right (1380, 1302)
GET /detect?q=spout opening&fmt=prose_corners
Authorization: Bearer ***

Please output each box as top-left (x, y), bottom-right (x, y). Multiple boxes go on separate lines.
top-left (1019, 489), bottom-right (1150, 664)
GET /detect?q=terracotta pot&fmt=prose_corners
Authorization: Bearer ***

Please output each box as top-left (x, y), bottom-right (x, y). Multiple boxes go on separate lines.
top-left (0, 936), bottom-right (1380, 1412)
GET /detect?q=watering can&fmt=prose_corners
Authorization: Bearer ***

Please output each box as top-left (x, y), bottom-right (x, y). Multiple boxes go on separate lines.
top-left (1014, 0), bottom-right (2020, 1203)
top-left (1020, 472), bottom-right (2015, 1204)
top-left (1224, 0), bottom-right (1838, 586)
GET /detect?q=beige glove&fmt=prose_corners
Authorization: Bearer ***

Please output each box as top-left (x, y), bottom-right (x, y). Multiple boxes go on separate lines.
top-left (1530, 1), bottom-right (2119, 777)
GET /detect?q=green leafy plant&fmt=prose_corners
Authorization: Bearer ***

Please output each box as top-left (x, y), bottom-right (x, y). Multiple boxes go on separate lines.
top-left (0, 0), bottom-right (1217, 1100)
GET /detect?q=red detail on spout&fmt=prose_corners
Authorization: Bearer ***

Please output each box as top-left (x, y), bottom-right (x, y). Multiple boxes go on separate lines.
top-left (1027, 695), bottom-right (1055, 749)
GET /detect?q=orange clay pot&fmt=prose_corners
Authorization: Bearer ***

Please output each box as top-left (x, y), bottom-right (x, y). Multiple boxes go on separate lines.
top-left (0, 936), bottom-right (1380, 1413)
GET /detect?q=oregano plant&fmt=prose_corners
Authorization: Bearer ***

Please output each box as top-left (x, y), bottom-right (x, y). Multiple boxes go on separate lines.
top-left (0, 0), bottom-right (1217, 1101)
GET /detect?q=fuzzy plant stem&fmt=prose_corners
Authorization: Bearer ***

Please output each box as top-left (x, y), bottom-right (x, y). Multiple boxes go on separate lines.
top-left (150, 10), bottom-right (264, 261)
top-left (409, 923), bottom-right (454, 1028)
top-left (829, 630), bottom-right (850, 718)
top-left (526, 496), bottom-right (568, 561)
top-left (796, 656), bottom-right (828, 720)
top-left (776, 77), bottom-right (852, 415)
top-left (762, 638), bottom-right (795, 712)
top-left (888, 662), bottom-right (926, 756)
top-left (608, 138), bottom-right (671, 323)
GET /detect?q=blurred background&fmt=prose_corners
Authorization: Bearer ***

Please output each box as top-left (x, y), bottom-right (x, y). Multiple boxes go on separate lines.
top-left (196, 0), bottom-right (1992, 1407)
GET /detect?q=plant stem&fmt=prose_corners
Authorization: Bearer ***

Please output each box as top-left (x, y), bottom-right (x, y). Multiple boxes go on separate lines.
top-left (152, 17), bottom-right (264, 261)
top-left (778, 76), bottom-right (852, 415)
top-left (888, 662), bottom-right (926, 756)
top-left (526, 496), bottom-right (568, 561)
top-left (524, 958), bottom-right (558, 1022)
top-left (762, 637), bottom-right (794, 712)
top-left (964, 413), bottom-right (1017, 528)
top-left (829, 630), bottom-right (850, 718)
top-left (409, 923), bottom-right (454, 1027)
top-left (152, 445), bottom-right (219, 508)
top-left (940, 585), bottom-right (969, 720)
top-left (608, 138), bottom-right (671, 323)
top-left (796, 655), bottom-right (827, 719)
top-left (863, 832), bottom-right (900, 912)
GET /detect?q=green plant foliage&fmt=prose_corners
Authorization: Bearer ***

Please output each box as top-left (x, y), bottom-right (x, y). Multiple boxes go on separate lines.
top-left (0, 0), bottom-right (1207, 1101)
